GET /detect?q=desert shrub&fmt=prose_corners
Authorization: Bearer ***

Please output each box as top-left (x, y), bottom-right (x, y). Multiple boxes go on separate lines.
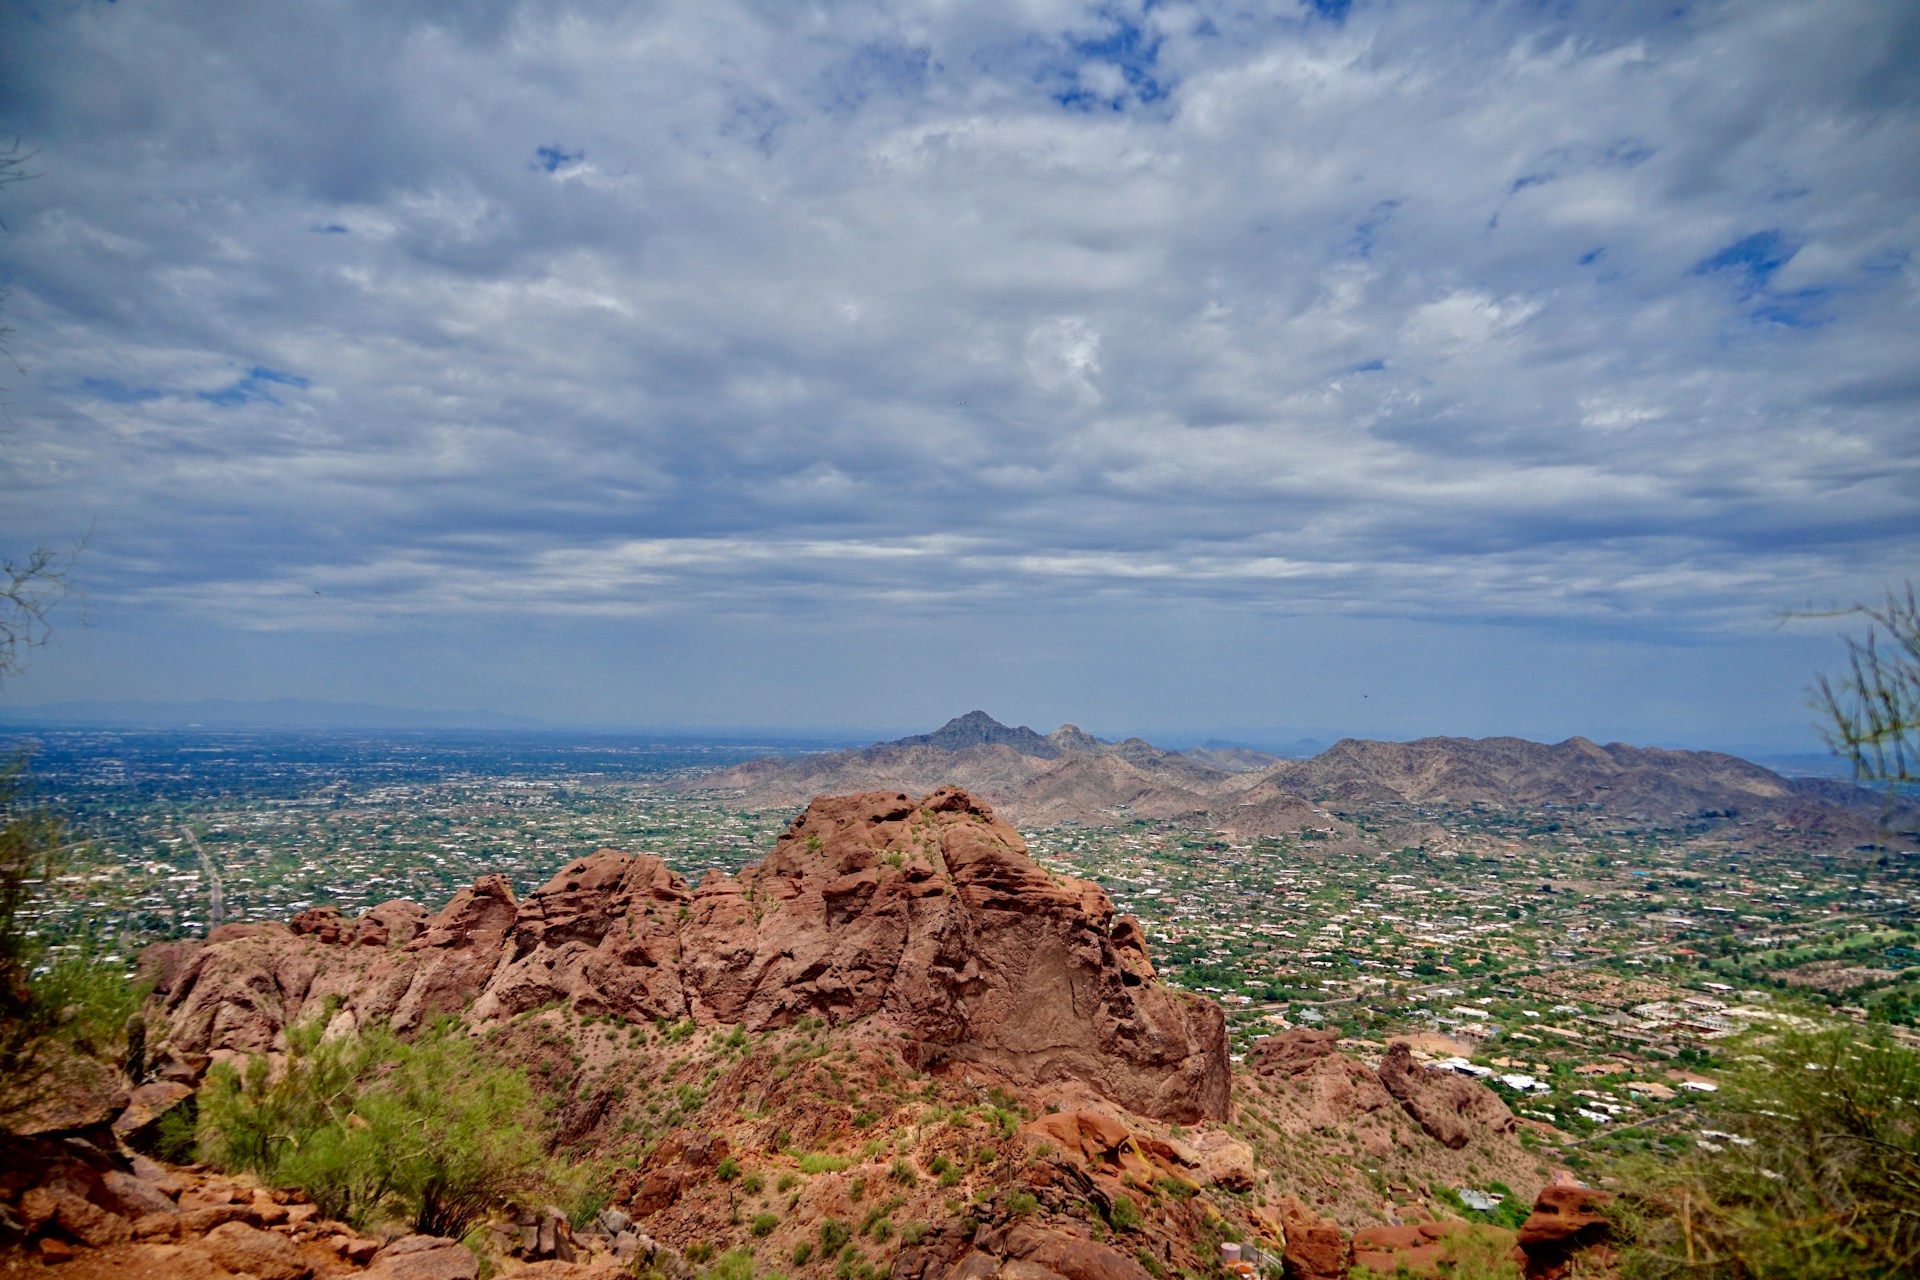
top-left (797, 1153), bottom-right (852, 1174)
top-left (742, 1169), bottom-right (766, 1195)
top-left (898, 1221), bottom-right (926, 1246)
top-left (818, 1218), bottom-right (851, 1253)
top-left (197, 1015), bottom-right (543, 1236)
top-left (151, 1103), bottom-right (200, 1163)
top-left (717, 1155), bottom-right (742, 1182)
top-left (791, 1242), bottom-right (814, 1266)
top-left (703, 1247), bottom-right (756, 1280)
top-left (1108, 1194), bottom-right (1141, 1232)
top-left (777, 1172), bottom-right (800, 1192)
top-left (751, 1212), bottom-right (780, 1237)
top-left (1006, 1190), bottom-right (1039, 1216)
top-left (1609, 1029), bottom-right (1920, 1280)
top-left (1134, 1248), bottom-right (1164, 1279)
top-left (890, 1158), bottom-right (917, 1184)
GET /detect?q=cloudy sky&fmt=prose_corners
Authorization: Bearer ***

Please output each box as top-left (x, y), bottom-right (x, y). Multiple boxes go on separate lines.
top-left (0, 0), bottom-right (1915, 747)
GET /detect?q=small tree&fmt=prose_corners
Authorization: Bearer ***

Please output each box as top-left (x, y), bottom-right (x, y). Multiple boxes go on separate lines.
top-left (1808, 582), bottom-right (1920, 789)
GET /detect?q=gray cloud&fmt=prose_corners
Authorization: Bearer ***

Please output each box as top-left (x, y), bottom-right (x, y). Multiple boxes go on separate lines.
top-left (0, 0), bottom-right (1915, 733)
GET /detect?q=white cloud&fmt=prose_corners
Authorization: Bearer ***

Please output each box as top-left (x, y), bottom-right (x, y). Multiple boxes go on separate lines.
top-left (0, 0), bottom-right (1915, 729)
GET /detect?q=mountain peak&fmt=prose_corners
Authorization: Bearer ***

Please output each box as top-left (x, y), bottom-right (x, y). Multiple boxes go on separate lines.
top-left (893, 711), bottom-right (1058, 756)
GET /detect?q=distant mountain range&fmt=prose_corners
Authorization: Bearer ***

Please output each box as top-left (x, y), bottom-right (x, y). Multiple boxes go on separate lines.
top-left (0, 698), bottom-right (545, 730)
top-left (688, 710), bottom-right (1899, 841)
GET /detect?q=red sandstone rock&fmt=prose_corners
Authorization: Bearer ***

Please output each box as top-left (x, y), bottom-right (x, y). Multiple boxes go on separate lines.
top-left (364, 1234), bottom-right (480, 1280)
top-left (152, 788), bottom-right (1229, 1123)
top-left (112, 1079), bottom-right (195, 1148)
top-left (1377, 1042), bottom-right (1516, 1150)
top-left (200, 1219), bottom-right (312, 1280)
top-left (1516, 1184), bottom-right (1614, 1280)
top-left (1276, 1195), bottom-right (1348, 1280)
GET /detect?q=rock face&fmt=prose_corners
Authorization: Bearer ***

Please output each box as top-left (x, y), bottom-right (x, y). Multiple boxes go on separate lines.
top-left (1516, 1185), bottom-right (1615, 1280)
top-left (151, 788), bottom-right (1229, 1123)
top-left (1377, 1042), bottom-right (1516, 1150)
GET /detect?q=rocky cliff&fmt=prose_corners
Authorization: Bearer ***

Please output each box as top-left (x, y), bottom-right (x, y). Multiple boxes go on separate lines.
top-left (150, 787), bottom-right (1229, 1123)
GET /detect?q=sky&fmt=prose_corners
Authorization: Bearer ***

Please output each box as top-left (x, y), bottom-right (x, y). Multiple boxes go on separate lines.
top-left (0, 0), bottom-right (1915, 749)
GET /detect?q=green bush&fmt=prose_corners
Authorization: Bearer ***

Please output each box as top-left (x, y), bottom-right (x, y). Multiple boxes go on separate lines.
top-left (751, 1212), bottom-right (780, 1237)
top-left (1108, 1194), bottom-right (1141, 1232)
top-left (791, 1242), bottom-right (814, 1266)
top-left (702, 1247), bottom-right (756, 1280)
top-left (818, 1218), bottom-right (851, 1253)
top-left (797, 1153), bottom-right (852, 1174)
top-left (1006, 1190), bottom-right (1039, 1216)
top-left (197, 1016), bottom-right (544, 1237)
top-left (1610, 1029), bottom-right (1920, 1280)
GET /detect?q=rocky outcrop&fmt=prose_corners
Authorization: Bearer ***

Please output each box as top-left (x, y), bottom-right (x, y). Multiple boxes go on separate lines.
top-left (896, 1221), bottom-right (1157, 1280)
top-left (1377, 1043), bottom-right (1516, 1150)
top-left (1275, 1195), bottom-right (1348, 1280)
top-left (1515, 1185), bottom-right (1614, 1280)
top-left (1243, 1030), bottom-right (1404, 1156)
top-left (149, 788), bottom-right (1228, 1123)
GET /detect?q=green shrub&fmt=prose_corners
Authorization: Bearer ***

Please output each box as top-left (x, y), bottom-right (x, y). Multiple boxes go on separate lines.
top-left (777, 1171), bottom-right (800, 1192)
top-left (797, 1153), bottom-right (852, 1174)
top-left (751, 1212), bottom-right (780, 1237)
top-left (889, 1158), bottom-right (916, 1185)
top-left (1610, 1029), bottom-right (1920, 1280)
top-left (196, 1016), bottom-right (543, 1237)
top-left (1134, 1248), bottom-right (1164, 1279)
top-left (1109, 1194), bottom-right (1140, 1232)
top-left (703, 1247), bottom-right (756, 1280)
top-left (819, 1218), bottom-right (851, 1253)
top-left (1006, 1190), bottom-right (1039, 1216)
top-left (791, 1242), bottom-right (814, 1266)
top-left (716, 1155), bottom-right (741, 1182)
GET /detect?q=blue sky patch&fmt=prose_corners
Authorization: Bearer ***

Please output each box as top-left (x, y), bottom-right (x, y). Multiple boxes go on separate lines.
top-left (310, 224), bottom-right (348, 234)
top-left (80, 376), bottom-right (165, 403)
top-left (1053, 8), bottom-right (1171, 111)
top-left (197, 365), bottom-right (310, 407)
top-left (1692, 230), bottom-right (1797, 290)
top-left (533, 145), bottom-right (583, 173)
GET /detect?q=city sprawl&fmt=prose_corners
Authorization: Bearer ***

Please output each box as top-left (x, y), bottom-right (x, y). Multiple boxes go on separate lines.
top-left (10, 727), bottom-right (1917, 1176)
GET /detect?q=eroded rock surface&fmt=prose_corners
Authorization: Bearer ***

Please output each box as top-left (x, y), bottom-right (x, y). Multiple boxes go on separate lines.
top-left (150, 788), bottom-right (1228, 1122)
top-left (1377, 1042), bottom-right (1516, 1150)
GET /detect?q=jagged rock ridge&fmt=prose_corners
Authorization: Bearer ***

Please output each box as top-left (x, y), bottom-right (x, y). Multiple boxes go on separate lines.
top-left (151, 787), bottom-right (1229, 1123)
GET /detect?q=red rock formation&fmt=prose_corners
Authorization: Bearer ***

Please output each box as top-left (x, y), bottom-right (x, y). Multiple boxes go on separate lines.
top-left (1376, 1042), bottom-right (1516, 1150)
top-left (149, 788), bottom-right (1228, 1124)
top-left (1244, 1030), bottom-right (1403, 1156)
top-left (1515, 1184), bottom-right (1614, 1280)
top-left (1275, 1195), bottom-right (1348, 1280)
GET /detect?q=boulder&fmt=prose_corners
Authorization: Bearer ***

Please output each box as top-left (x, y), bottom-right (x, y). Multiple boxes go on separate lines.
top-left (112, 1080), bottom-right (196, 1150)
top-left (1516, 1184), bottom-right (1614, 1280)
top-left (1377, 1043), bottom-right (1516, 1150)
top-left (365, 1234), bottom-right (480, 1280)
top-left (200, 1220), bottom-right (312, 1280)
top-left (1276, 1195), bottom-right (1348, 1280)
